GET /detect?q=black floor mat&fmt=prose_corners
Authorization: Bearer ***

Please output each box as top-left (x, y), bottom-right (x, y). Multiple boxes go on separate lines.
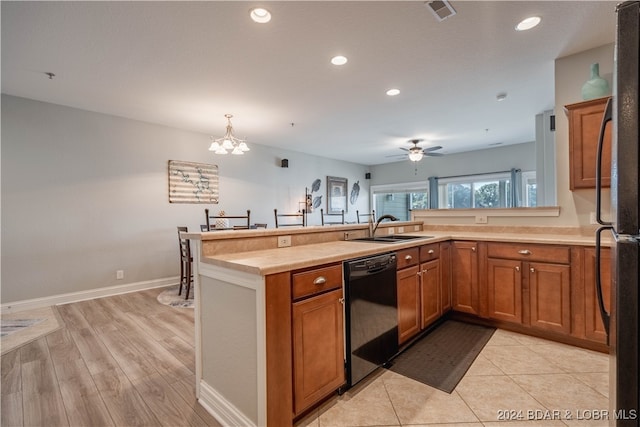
top-left (388, 320), bottom-right (495, 393)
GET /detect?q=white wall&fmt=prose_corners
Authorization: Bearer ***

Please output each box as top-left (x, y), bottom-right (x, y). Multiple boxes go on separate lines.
top-left (554, 43), bottom-right (614, 226)
top-left (370, 141), bottom-right (536, 186)
top-left (1, 95), bottom-right (369, 303)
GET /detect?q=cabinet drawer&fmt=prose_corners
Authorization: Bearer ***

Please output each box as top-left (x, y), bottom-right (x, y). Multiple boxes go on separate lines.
top-left (420, 244), bottom-right (440, 262)
top-left (292, 264), bottom-right (342, 300)
top-left (397, 247), bottom-right (419, 269)
top-left (487, 243), bottom-right (570, 264)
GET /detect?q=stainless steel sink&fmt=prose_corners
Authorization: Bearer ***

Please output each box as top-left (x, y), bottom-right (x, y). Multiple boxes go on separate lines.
top-left (349, 235), bottom-right (433, 243)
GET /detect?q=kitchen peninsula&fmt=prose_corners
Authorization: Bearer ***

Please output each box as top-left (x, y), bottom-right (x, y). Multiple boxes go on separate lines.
top-left (185, 222), bottom-right (610, 427)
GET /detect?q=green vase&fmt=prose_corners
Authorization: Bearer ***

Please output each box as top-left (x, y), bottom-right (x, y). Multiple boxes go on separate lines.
top-left (581, 63), bottom-right (610, 100)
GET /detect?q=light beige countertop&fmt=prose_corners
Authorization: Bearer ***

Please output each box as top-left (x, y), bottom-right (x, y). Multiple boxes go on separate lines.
top-left (200, 230), bottom-right (609, 276)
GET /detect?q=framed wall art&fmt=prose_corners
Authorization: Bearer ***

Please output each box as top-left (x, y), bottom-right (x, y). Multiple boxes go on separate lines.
top-left (327, 176), bottom-right (348, 213)
top-left (168, 160), bottom-right (219, 203)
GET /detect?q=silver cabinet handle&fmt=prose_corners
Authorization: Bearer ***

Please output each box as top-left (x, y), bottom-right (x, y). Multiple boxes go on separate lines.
top-left (405, 255), bottom-right (413, 260)
top-left (428, 249), bottom-right (434, 254)
top-left (313, 276), bottom-right (326, 285)
top-left (339, 297), bottom-right (345, 304)
top-left (518, 249), bottom-right (532, 255)
top-left (515, 266), bottom-right (520, 272)
top-left (530, 267), bottom-right (535, 273)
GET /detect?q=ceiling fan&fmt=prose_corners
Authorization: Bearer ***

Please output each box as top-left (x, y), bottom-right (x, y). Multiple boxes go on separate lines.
top-left (397, 139), bottom-right (444, 162)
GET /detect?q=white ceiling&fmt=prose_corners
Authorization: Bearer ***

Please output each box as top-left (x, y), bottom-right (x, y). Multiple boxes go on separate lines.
top-left (1, 1), bottom-right (617, 165)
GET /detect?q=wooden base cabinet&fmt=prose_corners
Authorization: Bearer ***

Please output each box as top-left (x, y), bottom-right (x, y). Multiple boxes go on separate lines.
top-left (451, 241), bottom-right (479, 315)
top-left (397, 264), bottom-right (421, 344)
top-left (396, 244), bottom-right (444, 344)
top-left (529, 262), bottom-right (571, 334)
top-left (485, 243), bottom-right (571, 334)
top-left (420, 260), bottom-right (441, 328)
top-left (487, 258), bottom-right (523, 324)
top-left (291, 264), bottom-right (345, 416)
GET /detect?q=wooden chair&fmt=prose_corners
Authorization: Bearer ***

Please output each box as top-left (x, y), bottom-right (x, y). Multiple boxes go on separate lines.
top-left (177, 226), bottom-right (193, 300)
top-left (321, 208), bottom-right (345, 225)
top-left (274, 209), bottom-right (306, 228)
top-left (205, 209), bottom-right (251, 230)
top-left (357, 210), bottom-right (376, 224)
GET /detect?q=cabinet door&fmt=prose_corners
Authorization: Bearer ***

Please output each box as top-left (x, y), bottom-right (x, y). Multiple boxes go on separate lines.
top-left (487, 258), bottom-right (523, 324)
top-left (397, 265), bottom-right (421, 344)
top-left (566, 97), bottom-right (612, 190)
top-left (440, 242), bottom-right (452, 313)
top-left (292, 289), bottom-right (345, 415)
top-left (451, 241), bottom-right (479, 315)
top-left (584, 247), bottom-right (611, 343)
top-left (528, 262), bottom-right (571, 334)
top-left (421, 260), bottom-right (441, 328)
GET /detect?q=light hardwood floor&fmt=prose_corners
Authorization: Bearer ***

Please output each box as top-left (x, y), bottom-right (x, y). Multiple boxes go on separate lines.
top-left (1, 288), bottom-right (222, 427)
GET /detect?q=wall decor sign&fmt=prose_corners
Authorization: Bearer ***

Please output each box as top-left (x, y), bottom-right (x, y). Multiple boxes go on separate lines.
top-left (327, 176), bottom-right (348, 213)
top-left (168, 160), bottom-right (219, 204)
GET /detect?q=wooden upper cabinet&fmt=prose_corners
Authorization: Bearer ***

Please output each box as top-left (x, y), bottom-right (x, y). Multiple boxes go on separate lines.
top-left (565, 96), bottom-right (612, 190)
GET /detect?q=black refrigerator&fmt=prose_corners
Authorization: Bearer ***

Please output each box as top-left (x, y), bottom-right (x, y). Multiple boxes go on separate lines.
top-left (595, 2), bottom-right (640, 425)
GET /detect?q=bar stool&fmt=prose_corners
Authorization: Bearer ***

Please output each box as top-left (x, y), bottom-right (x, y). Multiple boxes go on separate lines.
top-left (177, 226), bottom-right (193, 299)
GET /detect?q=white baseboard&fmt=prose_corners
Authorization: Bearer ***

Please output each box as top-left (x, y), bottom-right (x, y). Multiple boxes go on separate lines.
top-left (1, 276), bottom-right (179, 313)
top-left (198, 380), bottom-right (257, 427)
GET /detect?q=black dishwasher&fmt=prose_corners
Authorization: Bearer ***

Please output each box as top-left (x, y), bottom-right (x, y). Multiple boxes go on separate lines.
top-left (344, 252), bottom-right (398, 387)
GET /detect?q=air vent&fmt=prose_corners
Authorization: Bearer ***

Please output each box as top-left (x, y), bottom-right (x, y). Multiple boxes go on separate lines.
top-left (425, 0), bottom-right (456, 22)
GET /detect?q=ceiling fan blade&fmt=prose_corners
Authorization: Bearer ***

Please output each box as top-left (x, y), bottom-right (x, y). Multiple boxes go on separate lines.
top-left (424, 152), bottom-right (444, 157)
top-left (399, 147), bottom-right (410, 152)
top-left (385, 153), bottom-right (407, 158)
top-left (422, 145), bottom-right (443, 152)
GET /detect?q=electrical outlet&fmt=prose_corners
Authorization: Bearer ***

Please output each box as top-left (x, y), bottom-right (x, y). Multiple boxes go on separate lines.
top-left (397, 226), bottom-right (404, 233)
top-left (386, 227), bottom-right (394, 235)
top-left (414, 225), bottom-right (420, 231)
top-left (116, 270), bottom-right (124, 280)
top-left (475, 215), bottom-right (488, 224)
top-left (277, 235), bottom-right (292, 248)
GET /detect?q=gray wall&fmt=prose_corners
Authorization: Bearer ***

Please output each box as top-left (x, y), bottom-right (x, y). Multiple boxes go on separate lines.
top-left (1, 95), bottom-right (369, 303)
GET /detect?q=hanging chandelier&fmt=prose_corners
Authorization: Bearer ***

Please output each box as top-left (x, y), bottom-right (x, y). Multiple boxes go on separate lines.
top-left (208, 114), bottom-right (250, 155)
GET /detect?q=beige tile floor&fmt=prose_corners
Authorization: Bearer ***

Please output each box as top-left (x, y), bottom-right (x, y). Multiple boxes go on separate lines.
top-left (297, 328), bottom-right (610, 427)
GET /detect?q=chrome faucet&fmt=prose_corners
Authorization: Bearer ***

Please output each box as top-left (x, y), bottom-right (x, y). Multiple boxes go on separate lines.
top-left (369, 214), bottom-right (399, 238)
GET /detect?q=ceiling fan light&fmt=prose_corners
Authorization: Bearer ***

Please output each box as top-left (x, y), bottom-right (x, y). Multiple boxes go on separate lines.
top-left (231, 146), bottom-right (244, 155)
top-left (222, 138), bottom-right (234, 149)
top-left (238, 141), bottom-right (250, 151)
top-left (208, 141), bottom-right (220, 151)
top-left (408, 151), bottom-right (424, 162)
top-left (215, 146), bottom-right (228, 155)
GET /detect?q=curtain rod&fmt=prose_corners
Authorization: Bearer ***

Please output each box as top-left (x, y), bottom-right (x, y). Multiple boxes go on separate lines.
top-left (430, 168), bottom-right (520, 180)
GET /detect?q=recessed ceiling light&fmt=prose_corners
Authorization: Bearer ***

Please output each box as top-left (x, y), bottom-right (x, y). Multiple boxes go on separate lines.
top-left (331, 55), bottom-right (348, 66)
top-left (250, 7), bottom-right (271, 23)
top-left (386, 88), bottom-right (400, 96)
top-left (515, 16), bottom-right (541, 31)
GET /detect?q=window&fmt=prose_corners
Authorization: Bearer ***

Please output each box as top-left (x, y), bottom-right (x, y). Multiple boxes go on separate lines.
top-left (437, 170), bottom-right (536, 209)
top-left (371, 183), bottom-right (429, 221)
top-left (438, 173), bottom-right (513, 209)
top-left (522, 171), bottom-right (537, 207)
top-left (369, 170), bottom-right (536, 219)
